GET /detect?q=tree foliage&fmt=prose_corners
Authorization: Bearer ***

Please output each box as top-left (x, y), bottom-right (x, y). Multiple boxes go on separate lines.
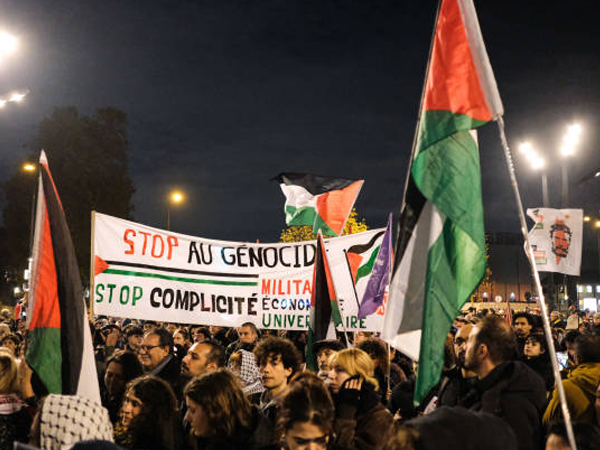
top-left (0, 106), bottom-right (135, 288)
top-left (279, 209), bottom-right (368, 243)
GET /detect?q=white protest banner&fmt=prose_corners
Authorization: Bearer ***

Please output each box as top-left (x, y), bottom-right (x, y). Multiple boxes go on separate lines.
top-left (526, 208), bottom-right (583, 276)
top-left (92, 212), bottom-right (385, 331)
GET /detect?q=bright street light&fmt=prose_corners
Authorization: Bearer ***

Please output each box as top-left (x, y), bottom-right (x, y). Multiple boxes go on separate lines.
top-left (23, 163), bottom-right (36, 172)
top-left (560, 123), bottom-right (582, 157)
top-left (0, 31), bottom-right (17, 57)
top-left (0, 90), bottom-right (29, 108)
top-left (166, 190), bottom-right (185, 230)
top-left (584, 216), bottom-right (591, 222)
top-left (170, 191), bottom-right (184, 204)
top-left (518, 141), bottom-right (548, 206)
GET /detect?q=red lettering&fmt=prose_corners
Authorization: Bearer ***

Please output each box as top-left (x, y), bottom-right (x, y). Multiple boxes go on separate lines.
top-left (302, 280), bottom-right (312, 295)
top-left (124, 229), bottom-right (136, 255)
top-left (261, 279), bottom-right (271, 295)
top-left (139, 231), bottom-right (151, 255)
top-left (166, 236), bottom-right (178, 260)
top-left (151, 234), bottom-right (165, 258)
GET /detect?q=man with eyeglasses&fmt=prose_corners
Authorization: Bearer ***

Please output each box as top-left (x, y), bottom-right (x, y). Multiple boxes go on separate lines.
top-left (139, 328), bottom-right (181, 395)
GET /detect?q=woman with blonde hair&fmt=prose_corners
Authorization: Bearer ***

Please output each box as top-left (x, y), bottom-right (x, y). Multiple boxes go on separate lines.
top-left (183, 369), bottom-right (256, 449)
top-left (328, 348), bottom-right (393, 450)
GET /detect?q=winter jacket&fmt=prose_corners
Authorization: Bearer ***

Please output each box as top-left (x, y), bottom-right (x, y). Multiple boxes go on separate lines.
top-left (522, 353), bottom-right (554, 392)
top-left (403, 406), bottom-right (518, 450)
top-left (332, 380), bottom-right (394, 450)
top-left (461, 361), bottom-right (547, 450)
top-left (0, 394), bottom-right (31, 450)
top-left (542, 362), bottom-right (600, 426)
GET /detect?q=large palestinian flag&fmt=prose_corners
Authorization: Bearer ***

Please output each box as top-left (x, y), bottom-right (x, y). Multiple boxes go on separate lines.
top-left (276, 173), bottom-right (363, 237)
top-left (381, 0), bottom-right (503, 403)
top-left (306, 232), bottom-right (342, 371)
top-left (26, 151), bottom-right (100, 402)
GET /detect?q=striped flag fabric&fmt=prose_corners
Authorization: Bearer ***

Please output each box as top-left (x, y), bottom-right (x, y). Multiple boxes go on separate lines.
top-left (381, 0), bottom-right (503, 404)
top-left (306, 232), bottom-right (342, 371)
top-left (26, 150), bottom-right (100, 402)
top-left (276, 173), bottom-right (363, 237)
top-left (357, 213), bottom-right (393, 319)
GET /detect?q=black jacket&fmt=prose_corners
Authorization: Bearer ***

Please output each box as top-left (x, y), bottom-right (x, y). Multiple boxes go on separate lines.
top-left (461, 361), bottom-right (547, 450)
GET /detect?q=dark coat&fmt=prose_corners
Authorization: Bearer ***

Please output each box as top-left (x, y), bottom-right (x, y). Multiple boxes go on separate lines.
top-left (150, 354), bottom-right (182, 398)
top-left (0, 407), bottom-right (31, 450)
top-left (521, 353), bottom-right (554, 392)
top-left (437, 367), bottom-right (478, 408)
top-left (332, 381), bottom-right (394, 450)
top-left (403, 406), bottom-right (518, 450)
top-left (461, 361), bottom-right (547, 450)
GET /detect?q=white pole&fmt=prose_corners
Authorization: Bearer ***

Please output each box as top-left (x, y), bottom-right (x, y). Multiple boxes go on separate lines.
top-left (496, 116), bottom-right (577, 450)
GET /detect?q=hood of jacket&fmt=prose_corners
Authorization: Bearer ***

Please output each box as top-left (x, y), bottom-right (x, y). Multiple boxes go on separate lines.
top-left (567, 362), bottom-right (600, 398)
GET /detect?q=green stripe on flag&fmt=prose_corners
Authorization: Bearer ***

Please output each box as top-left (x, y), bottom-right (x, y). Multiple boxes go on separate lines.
top-left (285, 205), bottom-right (317, 226)
top-left (104, 269), bottom-right (258, 286)
top-left (312, 213), bottom-right (337, 237)
top-left (417, 110), bottom-right (488, 154)
top-left (355, 245), bottom-right (380, 283)
top-left (411, 119), bottom-right (487, 403)
top-left (26, 327), bottom-right (62, 394)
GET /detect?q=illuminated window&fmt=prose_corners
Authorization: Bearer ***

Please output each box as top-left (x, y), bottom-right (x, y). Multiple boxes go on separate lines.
top-left (577, 285), bottom-right (583, 293)
top-left (587, 285), bottom-right (593, 293)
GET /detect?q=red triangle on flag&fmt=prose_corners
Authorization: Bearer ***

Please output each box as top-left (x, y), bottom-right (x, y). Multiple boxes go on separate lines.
top-left (94, 256), bottom-right (109, 276)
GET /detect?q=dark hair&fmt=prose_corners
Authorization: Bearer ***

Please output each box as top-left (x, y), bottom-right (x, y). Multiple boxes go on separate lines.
top-left (174, 328), bottom-right (189, 341)
top-left (147, 328), bottom-right (173, 351)
top-left (574, 334), bottom-right (600, 363)
top-left (546, 421), bottom-right (600, 450)
top-left (191, 326), bottom-right (211, 340)
top-left (118, 375), bottom-right (178, 450)
top-left (356, 338), bottom-right (390, 374)
top-left (475, 316), bottom-right (517, 364)
top-left (124, 325), bottom-right (143, 338)
top-left (524, 333), bottom-right (548, 353)
top-left (0, 333), bottom-right (20, 347)
top-left (198, 340), bottom-right (226, 368)
top-left (253, 337), bottom-right (301, 375)
top-left (277, 372), bottom-right (335, 440)
top-left (106, 351), bottom-right (144, 383)
top-left (563, 329), bottom-right (581, 345)
top-left (512, 312), bottom-right (534, 327)
top-left (240, 322), bottom-right (260, 337)
top-left (184, 369), bottom-right (252, 437)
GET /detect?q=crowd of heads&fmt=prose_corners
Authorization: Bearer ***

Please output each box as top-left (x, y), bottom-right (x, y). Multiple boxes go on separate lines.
top-left (1, 304), bottom-right (600, 450)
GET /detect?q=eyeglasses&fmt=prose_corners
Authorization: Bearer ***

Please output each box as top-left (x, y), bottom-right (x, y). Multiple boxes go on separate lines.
top-left (139, 344), bottom-right (163, 352)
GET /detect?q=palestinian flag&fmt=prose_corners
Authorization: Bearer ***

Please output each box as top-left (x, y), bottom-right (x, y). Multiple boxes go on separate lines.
top-left (276, 173), bottom-right (363, 237)
top-left (345, 230), bottom-right (385, 288)
top-left (381, 0), bottom-right (503, 404)
top-left (26, 151), bottom-right (100, 402)
top-left (306, 232), bottom-right (342, 371)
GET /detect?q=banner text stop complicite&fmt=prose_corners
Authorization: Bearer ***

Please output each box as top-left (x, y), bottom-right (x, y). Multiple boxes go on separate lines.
top-left (93, 213), bottom-right (379, 330)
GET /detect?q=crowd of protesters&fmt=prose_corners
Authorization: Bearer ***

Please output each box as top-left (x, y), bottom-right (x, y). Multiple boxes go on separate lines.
top-left (1, 305), bottom-right (600, 450)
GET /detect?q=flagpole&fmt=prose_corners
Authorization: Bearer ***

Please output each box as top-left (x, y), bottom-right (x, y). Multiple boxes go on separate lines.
top-left (343, 250), bottom-right (362, 310)
top-left (496, 116), bottom-right (577, 450)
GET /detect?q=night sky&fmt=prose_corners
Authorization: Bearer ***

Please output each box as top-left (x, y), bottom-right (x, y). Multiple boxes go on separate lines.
top-left (1, 1), bottom-right (599, 268)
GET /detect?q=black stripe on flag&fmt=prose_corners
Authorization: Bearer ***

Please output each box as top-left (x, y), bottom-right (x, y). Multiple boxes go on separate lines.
top-left (41, 166), bottom-right (85, 395)
top-left (311, 235), bottom-right (333, 341)
top-left (393, 176), bottom-right (427, 276)
top-left (275, 172), bottom-right (360, 196)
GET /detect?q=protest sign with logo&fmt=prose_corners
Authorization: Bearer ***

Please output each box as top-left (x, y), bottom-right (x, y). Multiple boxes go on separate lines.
top-left (91, 212), bottom-right (385, 331)
top-left (526, 208), bottom-right (583, 276)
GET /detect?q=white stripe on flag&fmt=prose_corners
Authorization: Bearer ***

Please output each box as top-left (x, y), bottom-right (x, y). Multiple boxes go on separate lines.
top-left (77, 309), bottom-right (101, 403)
top-left (280, 184), bottom-right (317, 209)
top-left (382, 202), bottom-right (444, 361)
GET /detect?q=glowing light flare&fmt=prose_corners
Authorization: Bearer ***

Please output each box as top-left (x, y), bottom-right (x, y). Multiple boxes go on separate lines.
top-left (560, 123), bottom-right (582, 156)
top-left (22, 163), bottom-right (36, 172)
top-left (518, 142), bottom-right (545, 171)
top-left (595, 220), bottom-right (600, 229)
top-left (9, 92), bottom-right (26, 102)
top-left (169, 191), bottom-right (185, 205)
top-left (583, 216), bottom-right (591, 222)
top-left (0, 31), bottom-right (17, 57)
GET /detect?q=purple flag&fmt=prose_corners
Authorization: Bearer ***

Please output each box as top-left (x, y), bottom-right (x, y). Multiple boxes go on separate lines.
top-left (357, 213), bottom-right (393, 319)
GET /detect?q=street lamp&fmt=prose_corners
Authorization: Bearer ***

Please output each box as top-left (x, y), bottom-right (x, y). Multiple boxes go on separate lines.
top-left (166, 190), bottom-right (185, 231)
top-left (519, 142), bottom-right (549, 207)
top-left (0, 31), bottom-right (17, 58)
top-left (560, 123), bottom-right (582, 207)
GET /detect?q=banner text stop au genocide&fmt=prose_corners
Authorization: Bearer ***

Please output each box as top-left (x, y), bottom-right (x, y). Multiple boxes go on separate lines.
top-left (92, 212), bottom-right (385, 331)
